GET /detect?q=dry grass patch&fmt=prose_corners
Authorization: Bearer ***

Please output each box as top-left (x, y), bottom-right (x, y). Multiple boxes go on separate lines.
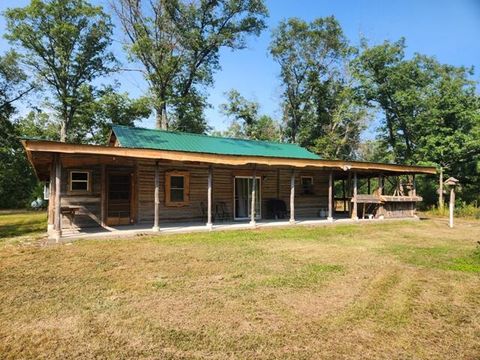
top-left (0, 213), bottom-right (479, 359)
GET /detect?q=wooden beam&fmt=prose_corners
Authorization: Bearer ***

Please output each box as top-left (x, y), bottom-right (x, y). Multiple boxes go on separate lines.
top-left (250, 166), bottom-right (257, 226)
top-left (328, 172), bottom-right (333, 221)
top-left (206, 166), bottom-right (213, 229)
top-left (53, 154), bottom-right (62, 241)
top-left (290, 169), bottom-right (295, 223)
top-left (352, 171), bottom-right (358, 220)
top-left (153, 161), bottom-right (160, 231)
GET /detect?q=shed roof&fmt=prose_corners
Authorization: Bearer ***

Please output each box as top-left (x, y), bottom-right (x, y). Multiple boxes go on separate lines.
top-left (111, 125), bottom-right (320, 160)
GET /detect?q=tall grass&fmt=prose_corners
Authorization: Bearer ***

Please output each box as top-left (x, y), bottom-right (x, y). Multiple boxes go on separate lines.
top-left (427, 203), bottom-right (480, 219)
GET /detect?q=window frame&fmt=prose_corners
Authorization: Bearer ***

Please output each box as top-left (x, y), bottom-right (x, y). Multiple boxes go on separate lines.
top-left (165, 170), bottom-right (190, 207)
top-left (300, 176), bottom-right (314, 195)
top-left (68, 170), bottom-right (92, 194)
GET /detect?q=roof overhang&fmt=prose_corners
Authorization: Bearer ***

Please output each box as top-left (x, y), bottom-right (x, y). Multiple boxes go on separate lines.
top-left (21, 139), bottom-right (437, 179)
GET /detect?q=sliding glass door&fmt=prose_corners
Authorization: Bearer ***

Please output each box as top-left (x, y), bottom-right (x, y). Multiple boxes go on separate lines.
top-left (234, 177), bottom-right (261, 220)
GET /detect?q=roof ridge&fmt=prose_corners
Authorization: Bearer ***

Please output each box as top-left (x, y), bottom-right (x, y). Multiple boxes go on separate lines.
top-left (111, 124), bottom-right (303, 148)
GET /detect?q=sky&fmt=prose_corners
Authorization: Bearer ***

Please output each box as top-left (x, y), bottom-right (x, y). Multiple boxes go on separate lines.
top-left (1, 0), bottom-right (480, 135)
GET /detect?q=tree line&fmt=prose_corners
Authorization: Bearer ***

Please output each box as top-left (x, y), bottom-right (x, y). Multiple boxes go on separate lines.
top-left (0, 0), bottom-right (479, 208)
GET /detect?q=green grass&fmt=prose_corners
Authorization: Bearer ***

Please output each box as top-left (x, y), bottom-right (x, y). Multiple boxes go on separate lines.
top-left (386, 243), bottom-right (480, 272)
top-left (0, 211), bottom-right (479, 359)
top-left (0, 211), bottom-right (46, 242)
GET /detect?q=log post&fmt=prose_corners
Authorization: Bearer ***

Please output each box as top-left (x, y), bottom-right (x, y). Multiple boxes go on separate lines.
top-left (250, 166), bottom-right (257, 226)
top-left (449, 187), bottom-right (455, 228)
top-left (378, 175), bottom-right (383, 195)
top-left (100, 164), bottom-right (106, 227)
top-left (152, 161), bottom-right (160, 231)
top-left (327, 172), bottom-right (333, 222)
top-left (412, 174), bottom-right (416, 196)
top-left (439, 167), bottom-right (444, 210)
top-left (53, 154), bottom-right (62, 242)
top-left (206, 166), bottom-right (213, 229)
top-left (289, 169), bottom-right (295, 224)
top-left (47, 158), bottom-right (55, 234)
top-left (352, 171), bottom-right (358, 220)
top-left (342, 179), bottom-right (346, 213)
top-left (347, 172), bottom-right (352, 216)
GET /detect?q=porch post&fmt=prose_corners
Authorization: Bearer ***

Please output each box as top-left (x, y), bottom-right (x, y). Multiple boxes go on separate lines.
top-left (250, 166), bottom-right (257, 226)
top-left (47, 158), bottom-right (55, 234)
top-left (206, 166), bottom-right (213, 229)
top-left (153, 161), bottom-right (160, 231)
top-left (352, 171), bottom-right (358, 220)
top-left (100, 164), bottom-right (106, 227)
top-left (289, 169), bottom-right (295, 224)
top-left (378, 175), bottom-right (383, 195)
top-left (53, 154), bottom-right (62, 242)
top-left (327, 172), bottom-right (333, 222)
top-left (412, 174), bottom-right (416, 196)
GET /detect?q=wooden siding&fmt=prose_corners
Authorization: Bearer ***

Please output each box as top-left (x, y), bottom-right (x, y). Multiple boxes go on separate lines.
top-left (56, 157), bottom-right (417, 229)
top-left (137, 162), bottom-right (331, 224)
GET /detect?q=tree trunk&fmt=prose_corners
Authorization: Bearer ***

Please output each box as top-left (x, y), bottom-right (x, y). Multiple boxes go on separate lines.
top-left (155, 103), bottom-right (168, 130)
top-left (60, 120), bottom-right (67, 142)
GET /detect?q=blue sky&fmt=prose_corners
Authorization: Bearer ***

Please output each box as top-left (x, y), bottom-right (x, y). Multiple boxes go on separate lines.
top-left (1, 0), bottom-right (480, 134)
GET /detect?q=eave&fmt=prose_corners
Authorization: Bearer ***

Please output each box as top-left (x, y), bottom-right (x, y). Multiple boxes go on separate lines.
top-left (21, 139), bottom-right (438, 179)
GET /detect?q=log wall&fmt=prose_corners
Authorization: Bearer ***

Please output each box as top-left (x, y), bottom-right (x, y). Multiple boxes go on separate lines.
top-left (56, 157), bottom-right (418, 230)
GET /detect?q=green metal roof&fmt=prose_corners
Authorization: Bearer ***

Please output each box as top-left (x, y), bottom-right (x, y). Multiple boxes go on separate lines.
top-left (111, 125), bottom-right (320, 160)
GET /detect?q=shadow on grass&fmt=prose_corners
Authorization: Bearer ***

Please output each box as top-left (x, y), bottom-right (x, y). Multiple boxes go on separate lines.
top-left (0, 212), bottom-right (46, 239)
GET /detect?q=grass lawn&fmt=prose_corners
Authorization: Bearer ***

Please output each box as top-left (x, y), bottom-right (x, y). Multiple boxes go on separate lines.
top-left (0, 212), bottom-right (479, 359)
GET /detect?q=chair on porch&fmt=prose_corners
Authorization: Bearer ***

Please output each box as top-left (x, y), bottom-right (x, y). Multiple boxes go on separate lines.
top-left (215, 202), bottom-right (231, 222)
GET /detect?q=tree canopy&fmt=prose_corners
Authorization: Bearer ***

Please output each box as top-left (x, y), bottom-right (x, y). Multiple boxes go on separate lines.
top-left (5, 0), bottom-right (115, 141)
top-left (269, 17), bottom-right (368, 159)
top-left (114, 0), bottom-right (268, 132)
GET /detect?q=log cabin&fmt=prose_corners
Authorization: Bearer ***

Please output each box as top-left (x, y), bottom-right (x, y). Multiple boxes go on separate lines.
top-left (22, 125), bottom-right (437, 241)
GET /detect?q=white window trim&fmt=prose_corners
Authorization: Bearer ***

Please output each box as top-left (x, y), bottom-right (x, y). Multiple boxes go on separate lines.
top-left (301, 176), bottom-right (314, 195)
top-left (69, 170), bottom-right (91, 193)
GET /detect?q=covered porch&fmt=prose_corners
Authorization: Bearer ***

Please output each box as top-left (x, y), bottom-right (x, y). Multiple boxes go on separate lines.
top-left (22, 138), bottom-right (436, 242)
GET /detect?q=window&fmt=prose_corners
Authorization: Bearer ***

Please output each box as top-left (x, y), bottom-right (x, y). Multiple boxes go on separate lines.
top-left (165, 171), bottom-right (190, 206)
top-left (69, 171), bottom-right (91, 192)
top-left (301, 176), bottom-right (314, 195)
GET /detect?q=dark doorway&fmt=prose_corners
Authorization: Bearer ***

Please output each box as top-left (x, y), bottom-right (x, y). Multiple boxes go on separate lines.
top-left (107, 171), bottom-right (134, 226)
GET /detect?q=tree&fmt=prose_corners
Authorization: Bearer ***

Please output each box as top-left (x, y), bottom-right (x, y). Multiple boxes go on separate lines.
top-left (0, 53), bottom-right (38, 209)
top-left (220, 89), bottom-right (281, 141)
top-left (70, 85), bottom-right (152, 144)
top-left (4, 0), bottom-right (115, 142)
top-left (0, 51), bottom-right (35, 114)
top-left (113, 0), bottom-right (268, 132)
top-left (353, 39), bottom-right (480, 204)
top-left (269, 16), bottom-right (367, 159)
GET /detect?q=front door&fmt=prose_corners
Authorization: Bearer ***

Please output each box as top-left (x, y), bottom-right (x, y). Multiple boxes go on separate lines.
top-left (107, 172), bottom-right (134, 226)
top-left (234, 177), bottom-right (261, 220)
